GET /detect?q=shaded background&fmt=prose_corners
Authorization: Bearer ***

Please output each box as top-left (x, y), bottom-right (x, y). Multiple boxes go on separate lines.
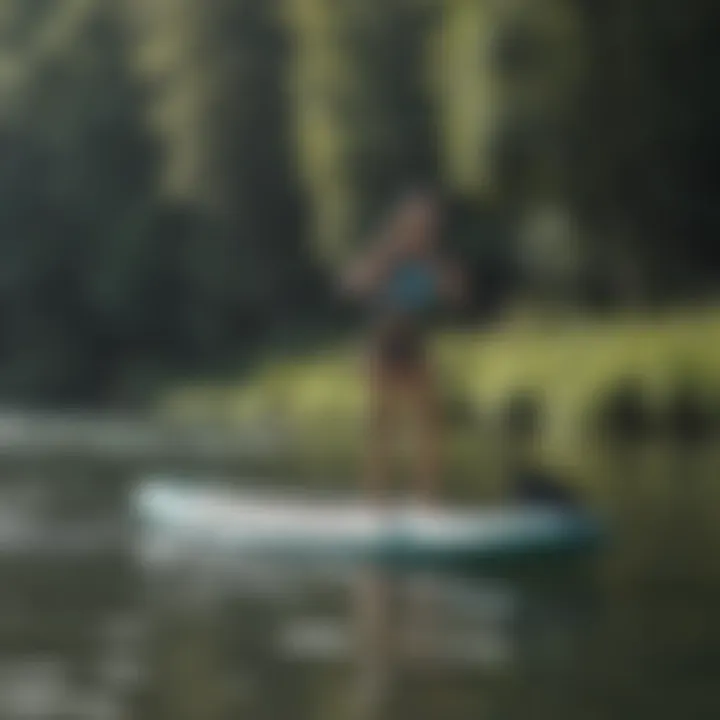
top-left (0, 0), bottom-right (718, 410)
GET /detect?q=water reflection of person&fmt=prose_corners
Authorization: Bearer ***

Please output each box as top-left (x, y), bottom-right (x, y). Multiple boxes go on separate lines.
top-left (354, 569), bottom-right (395, 720)
top-left (342, 189), bottom-right (465, 504)
top-left (353, 569), bottom-right (441, 720)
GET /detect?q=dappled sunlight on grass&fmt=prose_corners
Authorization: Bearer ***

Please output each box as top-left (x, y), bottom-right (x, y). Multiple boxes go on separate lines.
top-left (161, 310), bottom-right (720, 464)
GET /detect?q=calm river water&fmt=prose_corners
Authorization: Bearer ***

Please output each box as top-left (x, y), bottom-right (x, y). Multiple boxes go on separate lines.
top-left (0, 444), bottom-right (718, 720)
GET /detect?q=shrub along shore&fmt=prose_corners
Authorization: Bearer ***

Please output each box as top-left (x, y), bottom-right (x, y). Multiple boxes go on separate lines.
top-left (160, 308), bottom-right (720, 480)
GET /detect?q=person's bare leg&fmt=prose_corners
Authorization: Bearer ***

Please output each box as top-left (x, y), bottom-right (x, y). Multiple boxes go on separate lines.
top-left (412, 365), bottom-right (441, 505)
top-left (365, 361), bottom-right (395, 503)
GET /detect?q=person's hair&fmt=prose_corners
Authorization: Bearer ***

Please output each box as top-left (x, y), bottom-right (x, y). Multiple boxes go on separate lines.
top-left (369, 182), bottom-right (442, 249)
top-left (392, 183), bottom-right (442, 212)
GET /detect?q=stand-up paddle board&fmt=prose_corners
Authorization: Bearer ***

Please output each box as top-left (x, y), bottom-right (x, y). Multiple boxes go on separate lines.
top-left (134, 478), bottom-right (603, 569)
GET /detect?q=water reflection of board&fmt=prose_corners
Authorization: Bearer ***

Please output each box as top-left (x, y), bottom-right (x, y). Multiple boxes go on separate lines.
top-left (280, 617), bottom-right (515, 669)
top-left (135, 479), bottom-right (602, 569)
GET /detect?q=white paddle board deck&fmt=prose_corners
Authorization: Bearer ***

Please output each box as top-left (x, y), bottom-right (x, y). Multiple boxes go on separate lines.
top-left (134, 479), bottom-right (602, 568)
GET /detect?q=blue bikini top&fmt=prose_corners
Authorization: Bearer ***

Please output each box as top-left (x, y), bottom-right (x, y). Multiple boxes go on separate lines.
top-left (379, 261), bottom-right (439, 315)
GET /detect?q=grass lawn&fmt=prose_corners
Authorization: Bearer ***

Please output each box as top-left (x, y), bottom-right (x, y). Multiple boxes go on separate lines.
top-left (159, 307), bottom-right (720, 475)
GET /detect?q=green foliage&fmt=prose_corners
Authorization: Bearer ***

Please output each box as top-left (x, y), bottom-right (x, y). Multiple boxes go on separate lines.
top-left (0, 0), bottom-right (717, 405)
top-left (289, 0), bottom-right (438, 263)
top-left (571, 0), bottom-right (720, 295)
top-left (162, 310), bottom-right (720, 461)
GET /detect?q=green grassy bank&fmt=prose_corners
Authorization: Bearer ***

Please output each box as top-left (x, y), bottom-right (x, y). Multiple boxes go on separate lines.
top-left (159, 308), bottom-right (720, 474)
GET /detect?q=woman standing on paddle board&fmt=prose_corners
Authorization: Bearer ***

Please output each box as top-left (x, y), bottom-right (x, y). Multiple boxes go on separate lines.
top-left (343, 188), bottom-right (464, 504)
